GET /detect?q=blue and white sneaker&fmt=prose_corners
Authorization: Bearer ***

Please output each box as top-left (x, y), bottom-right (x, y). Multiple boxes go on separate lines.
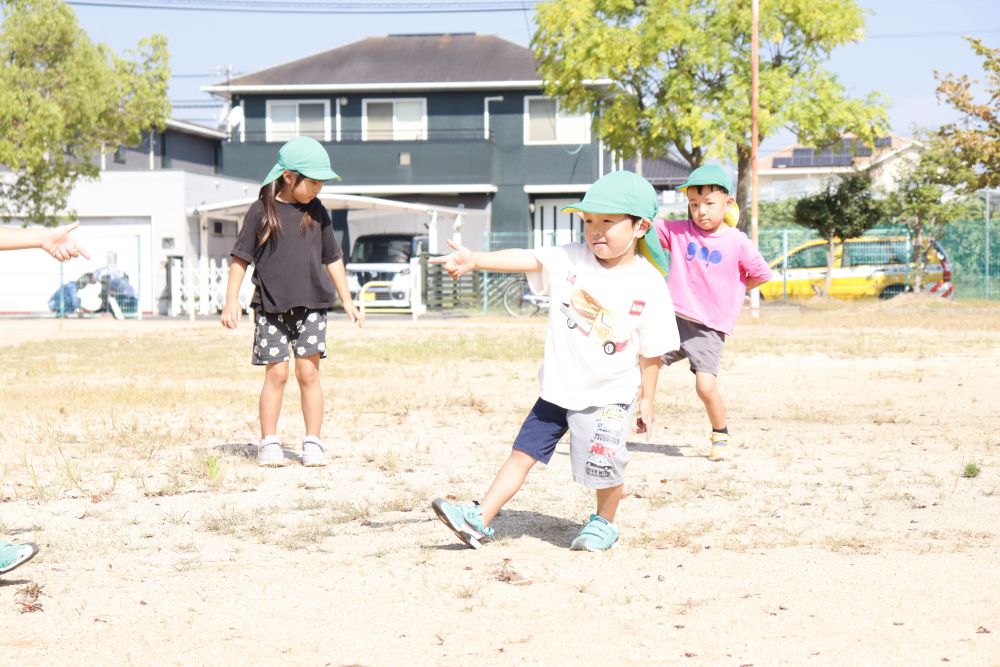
top-left (431, 498), bottom-right (494, 549)
top-left (0, 540), bottom-right (39, 574)
top-left (570, 514), bottom-right (619, 551)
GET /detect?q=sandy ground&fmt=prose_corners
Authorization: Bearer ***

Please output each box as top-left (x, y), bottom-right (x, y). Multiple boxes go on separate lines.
top-left (1, 299), bottom-right (999, 666)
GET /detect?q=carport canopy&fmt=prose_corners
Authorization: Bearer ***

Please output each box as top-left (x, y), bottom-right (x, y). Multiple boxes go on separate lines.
top-left (189, 192), bottom-right (469, 257)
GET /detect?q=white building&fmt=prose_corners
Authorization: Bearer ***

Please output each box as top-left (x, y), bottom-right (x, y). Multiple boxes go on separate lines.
top-left (757, 135), bottom-right (920, 201)
top-left (0, 120), bottom-right (256, 316)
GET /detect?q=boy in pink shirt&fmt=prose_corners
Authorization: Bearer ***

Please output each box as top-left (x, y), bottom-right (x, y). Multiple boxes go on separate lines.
top-left (654, 165), bottom-right (771, 460)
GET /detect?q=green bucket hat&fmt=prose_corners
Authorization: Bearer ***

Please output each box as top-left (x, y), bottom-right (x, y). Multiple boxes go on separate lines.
top-left (262, 136), bottom-right (340, 185)
top-left (677, 164), bottom-right (732, 194)
top-left (562, 170), bottom-right (659, 221)
top-left (562, 170), bottom-right (669, 277)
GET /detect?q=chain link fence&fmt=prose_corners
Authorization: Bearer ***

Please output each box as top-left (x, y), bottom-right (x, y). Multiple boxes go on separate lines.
top-left (481, 218), bottom-right (998, 312)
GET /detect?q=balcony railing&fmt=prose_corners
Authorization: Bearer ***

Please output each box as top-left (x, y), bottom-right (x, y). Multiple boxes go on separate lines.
top-left (233, 129), bottom-right (494, 144)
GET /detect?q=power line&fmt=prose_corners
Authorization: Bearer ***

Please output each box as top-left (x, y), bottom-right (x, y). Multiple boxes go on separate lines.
top-left (69, 0), bottom-right (537, 13)
top-left (867, 28), bottom-right (1000, 40)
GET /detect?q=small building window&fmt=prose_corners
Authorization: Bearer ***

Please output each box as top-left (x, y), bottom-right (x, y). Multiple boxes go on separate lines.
top-left (524, 96), bottom-right (590, 145)
top-left (212, 221), bottom-right (224, 236)
top-left (266, 100), bottom-right (330, 142)
top-left (362, 99), bottom-right (427, 141)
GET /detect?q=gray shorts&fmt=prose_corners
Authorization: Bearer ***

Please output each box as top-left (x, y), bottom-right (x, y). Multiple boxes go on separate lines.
top-left (252, 307), bottom-right (328, 366)
top-left (661, 316), bottom-right (725, 375)
top-left (513, 398), bottom-right (634, 490)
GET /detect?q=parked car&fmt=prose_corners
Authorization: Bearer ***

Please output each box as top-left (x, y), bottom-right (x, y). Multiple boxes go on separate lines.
top-left (759, 236), bottom-right (954, 300)
top-left (345, 233), bottom-right (428, 308)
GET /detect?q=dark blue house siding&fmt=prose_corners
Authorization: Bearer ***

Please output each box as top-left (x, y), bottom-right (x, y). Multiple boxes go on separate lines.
top-left (162, 131), bottom-right (218, 174)
top-left (220, 90), bottom-right (602, 234)
top-left (102, 129), bottom-right (219, 174)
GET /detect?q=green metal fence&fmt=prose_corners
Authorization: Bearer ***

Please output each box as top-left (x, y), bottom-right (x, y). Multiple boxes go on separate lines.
top-left (481, 218), bottom-right (998, 310)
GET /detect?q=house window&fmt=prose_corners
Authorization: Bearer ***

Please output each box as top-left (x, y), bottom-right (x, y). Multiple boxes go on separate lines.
top-left (362, 99), bottom-right (427, 141)
top-left (266, 100), bottom-right (330, 142)
top-left (524, 96), bottom-right (590, 145)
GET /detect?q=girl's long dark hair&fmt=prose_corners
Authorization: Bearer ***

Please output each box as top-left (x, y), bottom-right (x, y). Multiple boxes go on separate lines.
top-left (256, 171), bottom-right (321, 247)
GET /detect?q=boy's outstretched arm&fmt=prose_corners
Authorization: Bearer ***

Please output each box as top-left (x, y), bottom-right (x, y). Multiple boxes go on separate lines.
top-left (429, 239), bottom-right (541, 280)
top-left (634, 355), bottom-right (663, 441)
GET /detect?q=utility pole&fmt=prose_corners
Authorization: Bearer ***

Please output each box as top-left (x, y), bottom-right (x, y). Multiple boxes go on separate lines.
top-left (750, 0), bottom-right (761, 318)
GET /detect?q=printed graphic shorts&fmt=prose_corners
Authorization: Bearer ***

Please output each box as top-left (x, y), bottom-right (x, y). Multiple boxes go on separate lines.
top-left (512, 397), bottom-right (634, 490)
top-left (252, 307), bottom-right (328, 366)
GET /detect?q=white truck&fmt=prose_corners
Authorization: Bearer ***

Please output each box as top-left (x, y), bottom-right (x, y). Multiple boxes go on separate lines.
top-left (345, 233), bottom-right (428, 309)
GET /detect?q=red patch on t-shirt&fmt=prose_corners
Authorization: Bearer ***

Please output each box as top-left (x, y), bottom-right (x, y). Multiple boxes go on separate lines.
top-left (629, 300), bottom-right (645, 316)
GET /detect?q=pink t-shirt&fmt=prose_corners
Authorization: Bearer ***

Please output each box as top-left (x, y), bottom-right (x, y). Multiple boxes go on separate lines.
top-left (654, 219), bottom-right (772, 336)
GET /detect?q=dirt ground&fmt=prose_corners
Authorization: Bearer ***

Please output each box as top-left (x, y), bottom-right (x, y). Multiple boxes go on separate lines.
top-left (1, 298), bottom-right (998, 666)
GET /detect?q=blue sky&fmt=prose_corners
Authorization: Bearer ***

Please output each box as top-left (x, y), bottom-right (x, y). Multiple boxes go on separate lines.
top-left (66, 0), bottom-right (1000, 154)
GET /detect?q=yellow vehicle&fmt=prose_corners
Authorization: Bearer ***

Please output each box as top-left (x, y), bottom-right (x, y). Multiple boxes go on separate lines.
top-left (759, 237), bottom-right (954, 300)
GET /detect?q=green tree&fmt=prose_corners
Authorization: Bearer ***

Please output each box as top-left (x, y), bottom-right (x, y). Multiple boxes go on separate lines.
top-left (0, 0), bottom-right (170, 226)
top-left (532, 0), bottom-right (889, 227)
top-left (794, 172), bottom-right (883, 296)
top-left (759, 198), bottom-right (800, 228)
top-left (888, 133), bottom-right (976, 292)
top-left (935, 37), bottom-right (1000, 190)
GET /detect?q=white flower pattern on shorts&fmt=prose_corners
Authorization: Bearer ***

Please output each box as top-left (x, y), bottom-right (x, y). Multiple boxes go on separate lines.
top-left (252, 307), bottom-right (329, 366)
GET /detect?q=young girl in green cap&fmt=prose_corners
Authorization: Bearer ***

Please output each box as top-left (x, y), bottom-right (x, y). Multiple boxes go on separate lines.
top-left (429, 170), bottom-right (679, 552)
top-left (221, 136), bottom-right (363, 468)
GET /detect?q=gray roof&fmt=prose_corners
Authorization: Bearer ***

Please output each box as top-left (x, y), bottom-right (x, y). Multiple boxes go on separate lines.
top-left (224, 34), bottom-right (539, 87)
top-left (623, 157), bottom-right (692, 186)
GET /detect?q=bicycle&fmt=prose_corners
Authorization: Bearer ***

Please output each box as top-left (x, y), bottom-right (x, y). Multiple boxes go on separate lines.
top-left (502, 277), bottom-right (550, 317)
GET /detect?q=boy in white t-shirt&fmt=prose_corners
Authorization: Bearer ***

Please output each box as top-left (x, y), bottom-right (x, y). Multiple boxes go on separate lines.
top-left (430, 171), bottom-right (680, 552)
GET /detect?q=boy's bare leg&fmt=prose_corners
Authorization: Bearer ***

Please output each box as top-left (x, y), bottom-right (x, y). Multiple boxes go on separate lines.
top-left (480, 450), bottom-right (537, 525)
top-left (595, 484), bottom-right (624, 523)
top-left (295, 354), bottom-right (322, 436)
top-left (260, 361), bottom-right (289, 437)
top-left (694, 371), bottom-right (727, 430)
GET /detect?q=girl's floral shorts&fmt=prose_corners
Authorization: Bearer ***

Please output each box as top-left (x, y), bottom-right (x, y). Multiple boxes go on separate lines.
top-left (251, 307), bottom-right (327, 365)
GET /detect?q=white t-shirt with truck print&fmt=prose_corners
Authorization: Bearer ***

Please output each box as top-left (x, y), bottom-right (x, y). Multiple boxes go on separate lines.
top-left (527, 243), bottom-right (680, 411)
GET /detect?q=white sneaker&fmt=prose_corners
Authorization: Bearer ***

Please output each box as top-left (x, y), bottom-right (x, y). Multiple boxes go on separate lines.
top-left (257, 437), bottom-right (285, 467)
top-left (302, 437), bottom-right (326, 467)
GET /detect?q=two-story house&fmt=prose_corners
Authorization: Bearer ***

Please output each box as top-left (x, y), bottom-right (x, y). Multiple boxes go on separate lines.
top-left (204, 33), bottom-right (680, 249)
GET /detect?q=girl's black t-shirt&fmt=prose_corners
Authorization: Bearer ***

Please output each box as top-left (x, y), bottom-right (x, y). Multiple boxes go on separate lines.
top-left (230, 199), bottom-right (343, 313)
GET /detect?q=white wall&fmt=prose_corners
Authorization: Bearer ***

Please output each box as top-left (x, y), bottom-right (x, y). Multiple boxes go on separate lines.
top-left (0, 170), bottom-right (256, 315)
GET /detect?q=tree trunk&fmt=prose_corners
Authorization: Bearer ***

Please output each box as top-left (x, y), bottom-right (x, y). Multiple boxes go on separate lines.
top-left (823, 234), bottom-right (836, 296)
top-left (735, 144), bottom-right (751, 232)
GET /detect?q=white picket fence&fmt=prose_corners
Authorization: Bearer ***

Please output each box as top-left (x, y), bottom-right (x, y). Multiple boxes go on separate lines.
top-left (169, 257), bottom-right (253, 317)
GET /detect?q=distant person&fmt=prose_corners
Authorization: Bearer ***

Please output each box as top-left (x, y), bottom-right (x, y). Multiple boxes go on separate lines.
top-left (430, 171), bottom-right (679, 552)
top-left (48, 276), bottom-right (83, 316)
top-left (102, 273), bottom-right (138, 314)
top-left (653, 165), bottom-right (772, 461)
top-left (0, 222), bottom-right (88, 575)
top-left (221, 136), bottom-right (364, 468)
